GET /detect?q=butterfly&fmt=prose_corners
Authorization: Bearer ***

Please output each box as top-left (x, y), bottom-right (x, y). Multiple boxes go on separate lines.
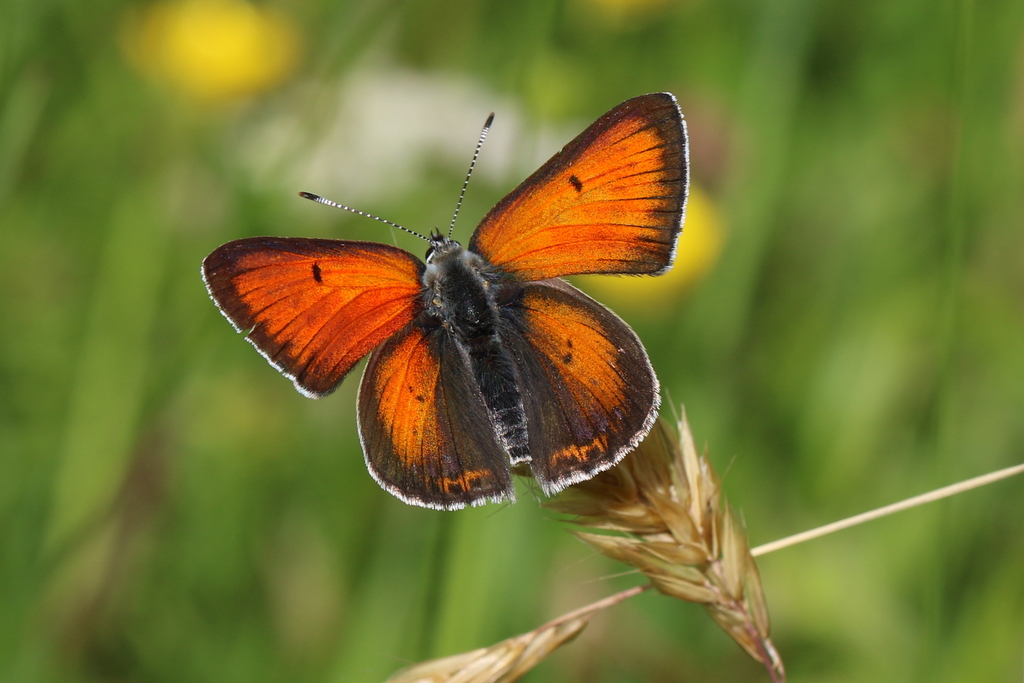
top-left (202, 92), bottom-right (689, 510)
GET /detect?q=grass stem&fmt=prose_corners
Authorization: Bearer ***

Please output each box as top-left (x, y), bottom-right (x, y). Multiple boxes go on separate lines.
top-left (751, 462), bottom-right (1024, 557)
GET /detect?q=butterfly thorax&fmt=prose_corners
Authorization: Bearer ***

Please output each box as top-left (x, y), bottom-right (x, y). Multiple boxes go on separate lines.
top-left (422, 236), bottom-right (501, 342)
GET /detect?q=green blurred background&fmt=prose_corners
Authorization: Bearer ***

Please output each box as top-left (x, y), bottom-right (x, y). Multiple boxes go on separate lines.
top-left (2, 0), bottom-right (1023, 680)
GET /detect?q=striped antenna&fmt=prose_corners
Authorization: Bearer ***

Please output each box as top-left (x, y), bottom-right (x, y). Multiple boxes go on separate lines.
top-left (298, 192), bottom-right (429, 242)
top-left (448, 112), bottom-right (495, 238)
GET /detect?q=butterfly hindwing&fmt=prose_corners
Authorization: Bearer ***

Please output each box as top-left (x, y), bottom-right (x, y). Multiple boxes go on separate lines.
top-left (469, 93), bottom-right (688, 281)
top-left (358, 322), bottom-right (515, 509)
top-left (202, 237), bottom-right (424, 397)
top-left (498, 279), bottom-right (659, 493)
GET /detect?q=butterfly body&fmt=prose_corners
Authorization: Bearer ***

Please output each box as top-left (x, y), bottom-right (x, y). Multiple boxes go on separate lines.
top-left (417, 233), bottom-right (530, 465)
top-left (203, 93), bottom-right (689, 509)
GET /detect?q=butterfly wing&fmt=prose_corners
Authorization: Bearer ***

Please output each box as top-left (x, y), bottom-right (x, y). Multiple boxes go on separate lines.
top-left (497, 279), bottom-right (659, 493)
top-left (358, 323), bottom-right (514, 509)
top-left (469, 93), bottom-right (688, 280)
top-left (202, 237), bottom-right (424, 398)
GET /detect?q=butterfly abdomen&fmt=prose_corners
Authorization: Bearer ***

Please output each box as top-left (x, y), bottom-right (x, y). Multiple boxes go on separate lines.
top-left (466, 334), bottom-right (530, 463)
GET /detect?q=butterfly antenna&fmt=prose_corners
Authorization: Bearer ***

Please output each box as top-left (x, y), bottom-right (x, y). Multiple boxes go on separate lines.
top-left (448, 112), bottom-right (494, 238)
top-left (299, 192), bottom-right (429, 242)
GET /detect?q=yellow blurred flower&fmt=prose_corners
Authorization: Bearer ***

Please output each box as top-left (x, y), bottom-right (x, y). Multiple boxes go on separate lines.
top-left (575, 184), bottom-right (724, 311)
top-left (124, 0), bottom-right (300, 104)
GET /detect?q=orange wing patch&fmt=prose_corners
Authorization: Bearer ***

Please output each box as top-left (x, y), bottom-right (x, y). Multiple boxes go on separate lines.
top-left (364, 327), bottom-right (442, 466)
top-left (500, 280), bottom-right (659, 493)
top-left (521, 290), bottom-right (630, 421)
top-left (203, 237), bottom-right (423, 397)
top-left (358, 325), bottom-right (514, 509)
top-left (470, 93), bottom-right (688, 281)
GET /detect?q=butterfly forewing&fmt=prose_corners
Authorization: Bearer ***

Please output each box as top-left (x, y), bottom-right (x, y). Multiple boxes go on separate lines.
top-left (202, 237), bottom-right (424, 397)
top-left (358, 323), bottom-right (515, 509)
top-left (469, 92), bottom-right (688, 281)
top-left (498, 279), bottom-right (659, 493)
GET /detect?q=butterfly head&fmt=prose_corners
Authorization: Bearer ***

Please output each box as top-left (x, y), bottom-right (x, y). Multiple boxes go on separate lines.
top-left (424, 229), bottom-right (462, 266)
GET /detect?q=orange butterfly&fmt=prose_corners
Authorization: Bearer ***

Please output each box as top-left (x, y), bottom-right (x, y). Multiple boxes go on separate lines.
top-left (203, 93), bottom-right (689, 509)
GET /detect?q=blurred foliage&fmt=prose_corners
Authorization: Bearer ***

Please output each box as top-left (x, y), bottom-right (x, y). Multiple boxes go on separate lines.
top-left (2, 0), bottom-right (1023, 681)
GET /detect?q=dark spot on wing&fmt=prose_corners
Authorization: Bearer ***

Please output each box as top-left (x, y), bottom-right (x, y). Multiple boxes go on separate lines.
top-left (563, 353), bottom-right (573, 365)
top-left (312, 262), bottom-right (322, 283)
top-left (415, 395), bottom-right (425, 402)
top-left (569, 175), bottom-right (583, 192)
top-left (566, 338), bottom-right (573, 349)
